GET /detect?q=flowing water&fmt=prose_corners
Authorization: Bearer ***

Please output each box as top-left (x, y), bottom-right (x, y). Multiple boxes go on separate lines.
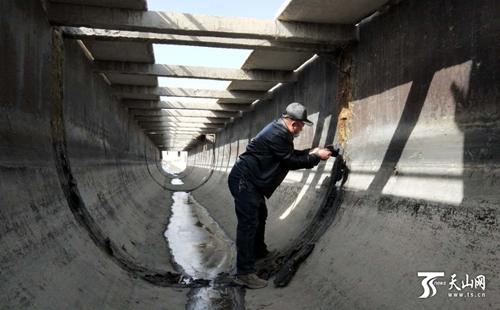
top-left (165, 189), bottom-right (245, 309)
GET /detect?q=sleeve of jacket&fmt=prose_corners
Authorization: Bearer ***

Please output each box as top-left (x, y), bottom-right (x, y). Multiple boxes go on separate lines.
top-left (293, 148), bottom-right (311, 156)
top-left (268, 135), bottom-right (320, 170)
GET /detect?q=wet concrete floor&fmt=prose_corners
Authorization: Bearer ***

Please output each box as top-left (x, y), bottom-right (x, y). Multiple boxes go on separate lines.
top-left (165, 189), bottom-right (244, 309)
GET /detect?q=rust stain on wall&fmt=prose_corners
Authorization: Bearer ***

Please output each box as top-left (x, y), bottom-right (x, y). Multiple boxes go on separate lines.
top-left (335, 47), bottom-right (354, 148)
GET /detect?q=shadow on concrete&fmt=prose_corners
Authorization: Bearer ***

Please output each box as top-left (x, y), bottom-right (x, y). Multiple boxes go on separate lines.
top-left (353, 0), bottom-right (499, 208)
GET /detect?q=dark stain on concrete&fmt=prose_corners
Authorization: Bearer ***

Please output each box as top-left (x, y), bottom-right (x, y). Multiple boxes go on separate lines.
top-left (270, 155), bottom-right (349, 287)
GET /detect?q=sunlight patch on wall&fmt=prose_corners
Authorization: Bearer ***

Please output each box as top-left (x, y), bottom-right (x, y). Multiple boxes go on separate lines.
top-left (280, 173), bottom-right (316, 220)
top-left (346, 61), bottom-right (473, 206)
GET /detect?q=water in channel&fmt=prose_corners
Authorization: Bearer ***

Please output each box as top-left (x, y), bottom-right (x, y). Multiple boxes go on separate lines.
top-left (164, 189), bottom-right (245, 309)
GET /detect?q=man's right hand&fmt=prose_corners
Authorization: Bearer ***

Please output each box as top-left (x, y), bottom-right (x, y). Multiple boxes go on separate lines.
top-left (310, 148), bottom-right (331, 160)
top-left (325, 144), bottom-right (341, 157)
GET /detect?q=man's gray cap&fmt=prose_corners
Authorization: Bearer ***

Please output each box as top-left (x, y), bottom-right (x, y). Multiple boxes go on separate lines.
top-left (282, 102), bottom-right (313, 125)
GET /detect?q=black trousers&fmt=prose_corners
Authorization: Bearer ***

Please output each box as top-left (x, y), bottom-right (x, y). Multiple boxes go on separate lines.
top-left (228, 168), bottom-right (268, 275)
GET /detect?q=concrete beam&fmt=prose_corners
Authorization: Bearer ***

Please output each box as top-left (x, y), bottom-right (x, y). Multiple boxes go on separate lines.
top-left (158, 146), bottom-right (191, 150)
top-left (49, 3), bottom-right (355, 43)
top-left (276, 0), bottom-right (391, 24)
top-left (131, 109), bottom-right (240, 118)
top-left (147, 130), bottom-right (218, 135)
top-left (95, 61), bottom-right (296, 82)
top-left (157, 142), bottom-right (193, 145)
top-left (152, 140), bottom-right (195, 145)
top-left (150, 138), bottom-right (198, 143)
top-left (156, 145), bottom-right (193, 149)
top-left (142, 128), bottom-right (221, 134)
top-left (144, 126), bottom-right (215, 132)
top-left (146, 127), bottom-right (214, 131)
top-left (135, 116), bottom-right (229, 123)
top-left (147, 130), bottom-right (215, 135)
top-left (61, 27), bottom-right (338, 52)
top-left (145, 130), bottom-right (219, 135)
top-left (156, 144), bottom-right (192, 149)
top-left (216, 98), bottom-right (257, 104)
top-left (123, 100), bottom-right (252, 112)
top-left (150, 134), bottom-right (197, 139)
top-left (150, 136), bottom-right (198, 142)
top-left (159, 148), bottom-right (187, 151)
top-left (155, 140), bottom-right (194, 144)
top-left (147, 132), bottom-right (203, 139)
top-left (115, 86), bottom-right (266, 100)
top-left (138, 122), bottom-right (225, 129)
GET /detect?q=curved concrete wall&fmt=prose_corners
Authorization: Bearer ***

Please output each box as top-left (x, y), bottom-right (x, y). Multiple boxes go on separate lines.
top-left (1, 2), bottom-right (187, 308)
top-left (188, 0), bottom-right (500, 309)
top-left (1, 0), bottom-right (499, 309)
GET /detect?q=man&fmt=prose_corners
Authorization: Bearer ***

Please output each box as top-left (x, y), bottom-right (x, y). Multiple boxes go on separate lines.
top-left (228, 102), bottom-right (333, 289)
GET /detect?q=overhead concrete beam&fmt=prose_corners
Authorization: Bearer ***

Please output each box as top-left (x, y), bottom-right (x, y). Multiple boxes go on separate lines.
top-left (157, 144), bottom-right (187, 146)
top-left (157, 145), bottom-right (192, 149)
top-left (158, 146), bottom-right (191, 150)
top-left (123, 100), bottom-right (252, 112)
top-left (159, 148), bottom-right (187, 151)
top-left (61, 27), bottom-right (338, 52)
top-left (131, 109), bottom-right (240, 118)
top-left (157, 141), bottom-right (193, 145)
top-left (49, 3), bottom-right (355, 43)
top-left (216, 98), bottom-right (257, 104)
top-left (145, 127), bottom-right (215, 132)
top-left (156, 145), bottom-right (194, 149)
top-left (145, 130), bottom-right (219, 135)
top-left (147, 131), bottom-right (218, 136)
top-left (95, 61), bottom-right (296, 82)
top-left (150, 135), bottom-right (215, 140)
top-left (115, 86), bottom-right (266, 100)
top-left (149, 136), bottom-right (198, 142)
top-left (155, 140), bottom-right (194, 144)
top-left (150, 134), bottom-right (197, 139)
top-left (150, 137), bottom-right (198, 142)
top-left (143, 126), bottom-right (215, 132)
top-left (151, 131), bottom-right (212, 135)
top-left (141, 128), bottom-right (221, 134)
top-left (149, 134), bottom-right (210, 139)
top-left (146, 130), bottom-right (215, 135)
top-left (276, 0), bottom-right (391, 24)
top-left (153, 136), bottom-right (197, 140)
top-left (152, 140), bottom-right (195, 146)
top-left (135, 116), bottom-right (230, 123)
top-left (138, 122), bottom-right (225, 129)
top-left (150, 133), bottom-right (199, 138)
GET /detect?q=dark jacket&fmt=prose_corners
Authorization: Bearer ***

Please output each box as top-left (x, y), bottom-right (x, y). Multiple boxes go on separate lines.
top-left (232, 118), bottom-right (321, 198)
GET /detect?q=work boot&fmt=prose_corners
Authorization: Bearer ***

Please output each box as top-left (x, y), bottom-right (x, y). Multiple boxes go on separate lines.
top-left (234, 273), bottom-right (268, 289)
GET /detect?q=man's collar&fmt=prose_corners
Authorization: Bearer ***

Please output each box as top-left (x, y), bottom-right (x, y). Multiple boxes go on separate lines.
top-left (275, 118), bottom-right (294, 139)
